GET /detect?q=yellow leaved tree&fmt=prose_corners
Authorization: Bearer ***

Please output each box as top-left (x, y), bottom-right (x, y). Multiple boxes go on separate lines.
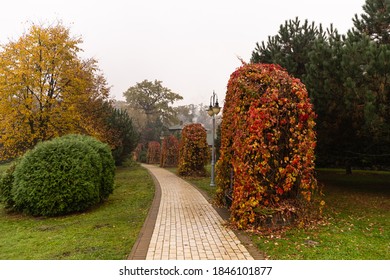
top-left (0, 23), bottom-right (111, 160)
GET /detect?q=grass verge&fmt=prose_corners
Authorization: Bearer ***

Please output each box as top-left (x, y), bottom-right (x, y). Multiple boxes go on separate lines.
top-left (251, 169), bottom-right (390, 259)
top-left (0, 164), bottom-right (155, 260)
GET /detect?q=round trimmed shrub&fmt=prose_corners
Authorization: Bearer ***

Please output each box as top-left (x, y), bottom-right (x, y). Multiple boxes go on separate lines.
top-left (61, 134), bottom-right (115, 201)
top-left (11, 135), bottom-right (113, 216)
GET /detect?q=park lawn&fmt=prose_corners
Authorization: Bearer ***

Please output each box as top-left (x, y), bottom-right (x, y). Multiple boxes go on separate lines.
top-left (0, 164), bottom-right (155, 260)
top-left (251, 169), bottom-right (390, 259)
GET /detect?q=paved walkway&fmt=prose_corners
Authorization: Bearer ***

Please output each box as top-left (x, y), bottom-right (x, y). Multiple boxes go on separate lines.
top-left (129, 164), bottom-right (256, 260)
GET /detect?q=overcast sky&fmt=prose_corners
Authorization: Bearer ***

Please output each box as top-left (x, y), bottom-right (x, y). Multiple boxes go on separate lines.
top-left (0, 0), bottom-right (365, 106)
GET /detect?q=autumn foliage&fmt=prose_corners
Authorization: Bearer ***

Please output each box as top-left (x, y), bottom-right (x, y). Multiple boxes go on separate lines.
top-left (216, 63), bottom-right (319, 229)
top-left (160, 135), bottom-right (179, 167)
top-left (0, 23), bottom-right (111, 160)
top-left (178, 123), bottom-right (209, 177)
top-left (147, 141), bottom-right (161, 164)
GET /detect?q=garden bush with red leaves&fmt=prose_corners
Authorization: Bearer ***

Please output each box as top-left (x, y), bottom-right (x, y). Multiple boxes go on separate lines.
top-left (216, 63), bottom-right (321, 229)
top-left (160, 134), bottom-right (179, 167)
top-left (178, 123), bottom-right (209, 177)
top-left (147, 141), bottom-right (160, 164)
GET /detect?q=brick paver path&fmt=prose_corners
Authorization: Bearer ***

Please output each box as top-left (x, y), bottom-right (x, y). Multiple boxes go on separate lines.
top-left (142, 164), bottom-right (254, 260)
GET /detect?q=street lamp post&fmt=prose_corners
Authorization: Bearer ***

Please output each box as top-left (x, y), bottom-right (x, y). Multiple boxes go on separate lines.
top-left (160, 131), bottom-right (165, 167)
top-left (207, 91), bottom-right (221, 187)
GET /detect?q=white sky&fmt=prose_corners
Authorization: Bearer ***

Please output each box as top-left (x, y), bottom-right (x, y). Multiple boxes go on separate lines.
top-left (0, 0), bottom-right (365, 106)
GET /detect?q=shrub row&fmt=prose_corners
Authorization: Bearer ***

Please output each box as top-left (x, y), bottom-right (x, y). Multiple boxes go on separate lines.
top-left (132, 125), bottom-right (208, 176)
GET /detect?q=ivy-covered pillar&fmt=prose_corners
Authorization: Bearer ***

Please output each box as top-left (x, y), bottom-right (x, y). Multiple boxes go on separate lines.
top-left (216, 63), bottom-right (322, 229)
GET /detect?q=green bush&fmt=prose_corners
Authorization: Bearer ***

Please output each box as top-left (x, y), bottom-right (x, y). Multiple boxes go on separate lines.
top-left (11, 135), bottom-right (114, 216)
top-left (0, 161), bottom-right (18, 208)
top-left (61, 134), bottom-right (115, 201)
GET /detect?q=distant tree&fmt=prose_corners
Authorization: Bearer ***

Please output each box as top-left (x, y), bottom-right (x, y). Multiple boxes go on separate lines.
top-left (119, 104), bottom-right (148, 133)
top-left (123, 79), bottom-right (183, 125)
top-left (194, 103), bottom-right (218, 131)
top-left (0, 23), bottom-right (111, 160)
top-left (140, 117), bottom-right (165, 144)
top-left (174, 104), bottom-right (196, 124)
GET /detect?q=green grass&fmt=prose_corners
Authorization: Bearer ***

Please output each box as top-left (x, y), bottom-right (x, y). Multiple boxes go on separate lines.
top-left (0, 164), bottom-right (155, 260)
top-left (0, 163), bottom-right (11, 174)
top-left (251, 169), bottom-right (390, 259)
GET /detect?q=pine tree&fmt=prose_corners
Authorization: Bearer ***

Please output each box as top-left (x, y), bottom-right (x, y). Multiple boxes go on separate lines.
top-left (106, 105), bottom-right (139, 165)
top-left (305, 27), bottom-right (353, 167)
top-left (251, 17), bottom-right (325, 79)
top-left (342, 0), bottom-right (390, 167)
top-left (352, 0), bottom-right (390, 44)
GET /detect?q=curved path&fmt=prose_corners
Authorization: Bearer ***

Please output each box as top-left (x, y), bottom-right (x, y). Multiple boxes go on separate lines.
top-left (129, 164), bottom-right (256, 260)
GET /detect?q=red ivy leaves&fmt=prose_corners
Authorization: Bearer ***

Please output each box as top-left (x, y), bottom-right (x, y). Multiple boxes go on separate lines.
top-left (147, 141), bottom-right (161, 164)
top-left (160, 134), bottom-right (179, 167)
top-left (216, 63), bottom-right (318, 229)
top-left (178, 123), bottom-right (210, 177)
